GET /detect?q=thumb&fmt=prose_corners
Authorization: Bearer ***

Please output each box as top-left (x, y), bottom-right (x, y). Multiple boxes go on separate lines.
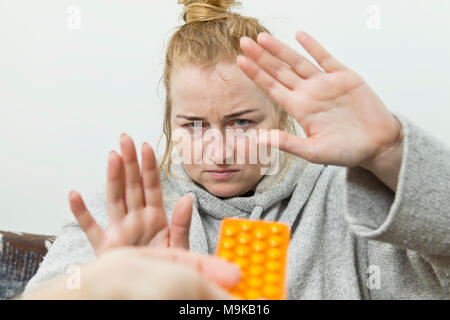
top-left (169, 194), bottom-right (193, 249)
top-left (136, 247), bottom-right (242, 289)
top-left (258, 129), bottom-right (316, 161)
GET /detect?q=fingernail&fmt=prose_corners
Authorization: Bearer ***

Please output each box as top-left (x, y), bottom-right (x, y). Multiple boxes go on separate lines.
top-left (239, 36), bottom-right (250, 46)
top-left (297, 31), bottom-right (308, 41)
top-left (257, 32), bottom-right (270, 40)
top-left (229, 264), bottom-right (242, 281)
top-left (236, 55), bottom-right (246, 64)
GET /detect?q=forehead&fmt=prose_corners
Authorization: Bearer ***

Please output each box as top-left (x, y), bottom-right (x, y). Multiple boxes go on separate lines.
top-left (170, 63), bottom-right (272, 116)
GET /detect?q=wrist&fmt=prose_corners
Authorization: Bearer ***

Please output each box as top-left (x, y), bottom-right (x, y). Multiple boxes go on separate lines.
top-left (360, 116), bottom-right (405, 190)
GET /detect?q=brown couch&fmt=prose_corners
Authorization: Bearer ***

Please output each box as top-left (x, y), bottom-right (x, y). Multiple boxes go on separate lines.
top-left (0, 231), bottom-right (55, 300)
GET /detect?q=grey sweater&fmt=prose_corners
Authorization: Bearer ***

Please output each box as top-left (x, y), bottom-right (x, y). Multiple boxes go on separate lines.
top-left (24, 114), bottom-right (450, 299)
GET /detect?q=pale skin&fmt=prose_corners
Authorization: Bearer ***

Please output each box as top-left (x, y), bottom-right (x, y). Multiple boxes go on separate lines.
top-left (68, 31), bottom-right (404, 278)
top-left (237, 32), bottom-right (404, 191)
top-left (69, 136), bottom-right (194, 255)
top-left (68, 65), bottom-right (281, 254)
top-left (24, 247), bottom-right (241, 300)
top-left (170, 63), bottom-right (281, 198)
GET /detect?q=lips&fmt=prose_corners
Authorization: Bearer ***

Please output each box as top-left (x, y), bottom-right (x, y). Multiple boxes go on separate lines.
top-left (206, 169), bottom-right (239, 180)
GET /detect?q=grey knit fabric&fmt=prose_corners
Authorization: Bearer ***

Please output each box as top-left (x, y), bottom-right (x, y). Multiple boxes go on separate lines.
top-left (24, 114), bottom-right (450, 299)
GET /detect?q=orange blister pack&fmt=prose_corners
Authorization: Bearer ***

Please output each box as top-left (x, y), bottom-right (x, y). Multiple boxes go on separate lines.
top-left (216, 218), bottom-right (290, 300)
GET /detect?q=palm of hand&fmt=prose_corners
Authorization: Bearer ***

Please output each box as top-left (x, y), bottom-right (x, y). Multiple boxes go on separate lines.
top-left (98, 206), bottom-right (170, 253)
top-left (69, 134), bottom-right (193, 256)
top-left (238, 32), bottom-right (402, 168)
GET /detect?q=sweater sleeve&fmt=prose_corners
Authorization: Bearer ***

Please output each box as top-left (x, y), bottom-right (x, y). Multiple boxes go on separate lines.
top-left (343, 114), bottom-right (450, 295)
top-left (22, 192), bottom-right (108, 297)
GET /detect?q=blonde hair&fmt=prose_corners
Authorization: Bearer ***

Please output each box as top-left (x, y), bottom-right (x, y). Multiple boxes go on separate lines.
top-left (159, 0), bottom-right (296, 172)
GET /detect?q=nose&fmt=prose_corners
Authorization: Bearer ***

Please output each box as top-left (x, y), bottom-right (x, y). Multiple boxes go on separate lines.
top-left (204, 132), bottom-right (235, 165)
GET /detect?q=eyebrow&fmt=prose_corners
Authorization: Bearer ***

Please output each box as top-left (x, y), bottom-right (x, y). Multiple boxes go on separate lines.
top-left (176, 109), bottom-right (258, 120)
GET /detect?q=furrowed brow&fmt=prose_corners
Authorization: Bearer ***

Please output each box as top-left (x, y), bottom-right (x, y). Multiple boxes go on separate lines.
top-left (176, 115), bottom-right (204, 121)
top-left (175, 109), bottom-right (258, 120)
top-left (225, 109), bottom-right (258, 118)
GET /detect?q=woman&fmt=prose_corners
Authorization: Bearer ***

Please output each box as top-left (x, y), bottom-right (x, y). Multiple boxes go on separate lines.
top-left (25, 0), bottom-right (449, 299)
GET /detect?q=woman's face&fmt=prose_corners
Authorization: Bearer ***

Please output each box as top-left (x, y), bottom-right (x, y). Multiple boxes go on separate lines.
top-left (170, 63), bottom-right (280, 198)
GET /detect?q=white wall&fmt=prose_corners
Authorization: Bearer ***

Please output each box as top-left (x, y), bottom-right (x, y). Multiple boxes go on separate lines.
top-left (1, 0), bottom-right (449, 235)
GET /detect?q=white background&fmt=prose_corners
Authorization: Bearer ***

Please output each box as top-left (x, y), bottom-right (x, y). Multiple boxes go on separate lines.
top-left (1, 0), bottom-right (449, 235)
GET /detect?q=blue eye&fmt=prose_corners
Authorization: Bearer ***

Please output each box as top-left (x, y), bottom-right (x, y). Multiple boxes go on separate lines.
top-left (186, 121), bottom-right (203, 128)
top-left (234, 120), bottom-right (251, 127)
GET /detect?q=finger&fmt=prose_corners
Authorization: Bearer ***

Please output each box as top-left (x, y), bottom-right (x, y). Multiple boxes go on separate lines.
top-left (141, 143), bottom-right (164, 208)
top-left (120, 133), bottom-right (145, 211)
top-left (256, 32), bottom-right (321, 79)
top-left (106, 151), bottom-right (127, 224)
top-left (240, 36), bottom-right (301, 89)
top-left (169, 195), bottom-right (193, 249)
top-left (237, 54), bottom-right (292, 108)
top-left (296, 31), bottom-right (345, 73)
top-left (69, 191), bottom-right (104, 249)
top-left (258, 130), bottom-right (317, 162)
top-left (137, 247), bottom-right (241, 288)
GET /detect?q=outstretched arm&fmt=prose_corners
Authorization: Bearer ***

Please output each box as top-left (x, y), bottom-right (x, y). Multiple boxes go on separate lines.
top-left (237, 32), bottom-right (449, 297)
top-left (237, 31), bottom-right (403, 191)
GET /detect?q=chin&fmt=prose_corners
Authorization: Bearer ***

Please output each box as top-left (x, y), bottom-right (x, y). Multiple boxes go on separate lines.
top-left (204, 183), bottom-right (245, 198)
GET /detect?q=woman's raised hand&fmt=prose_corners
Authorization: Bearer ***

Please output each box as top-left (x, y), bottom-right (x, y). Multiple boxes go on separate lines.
top-left (68, 134), bottom-right (194, 255)
top-left (237, 32), bottom-right (403, 169)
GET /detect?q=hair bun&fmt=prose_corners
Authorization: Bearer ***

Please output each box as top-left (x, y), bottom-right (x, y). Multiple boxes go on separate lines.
top-left (178, 0), bottom-right (240, 23)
